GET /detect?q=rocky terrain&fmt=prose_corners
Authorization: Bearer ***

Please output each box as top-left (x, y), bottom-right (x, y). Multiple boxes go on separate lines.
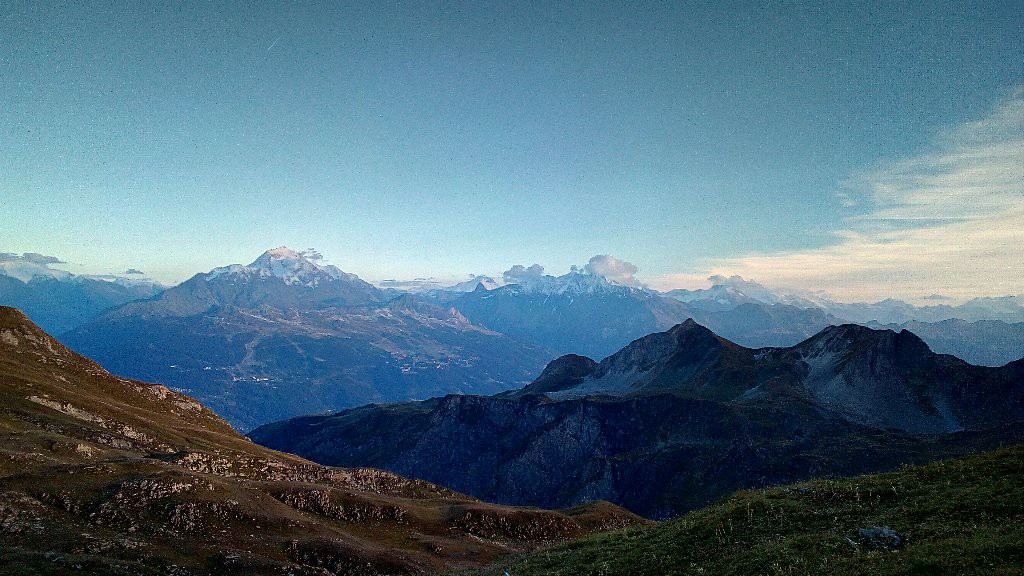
top-left (251, 321), bottom-right (1024, 518)
top-left (0, 306), bottom-right (644, 575)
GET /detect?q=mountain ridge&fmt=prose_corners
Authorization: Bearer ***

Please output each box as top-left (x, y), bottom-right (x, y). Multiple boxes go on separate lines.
top-left (251, 321), bottom-right (1024, 518)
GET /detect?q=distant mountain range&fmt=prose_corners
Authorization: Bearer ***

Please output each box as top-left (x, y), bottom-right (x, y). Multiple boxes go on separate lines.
top-left (0, 251), bottom-right (164, 335)
top-left (440, 269), bottom-right (696, 359)
top-left (0, 306), bottom-right (641, 574)
top-left (865, 318), bottom-right (1024, 368)
top-left (408, 267), bottom-right (846, 360)
top-left (434, 272), bottom-right (1024, 366)
top-left (60, 248), bottom-right (553, 430)
top-left (660, 275), bottom-right (1024, 365)
top-left (250, 321), bottom-right (1024, 518)
top-left (666, 274), bottom-right (1024, 324)
top-left (4, 247), bottom-right (1024, 438)
top-left (378, 274), bottom-right (502, 294)
top-left (0, 272), bottom-right (162, 335)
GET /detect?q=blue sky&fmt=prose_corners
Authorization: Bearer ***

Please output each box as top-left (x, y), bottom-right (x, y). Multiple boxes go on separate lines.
top-left (1, 2), bottom-right (1022, 301)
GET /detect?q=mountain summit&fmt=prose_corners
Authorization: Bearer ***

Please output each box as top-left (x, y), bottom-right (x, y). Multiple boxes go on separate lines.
top-left (251, 322), bottom-right (1024, 517)
top-left (520, 321), bottom-right (1024, 434)
top-left (211, 246), bottom-right (361, 288)
top-left (113, 247), bottom-right (385, 317)
top-left (519, 319), bottom-right (758, 401)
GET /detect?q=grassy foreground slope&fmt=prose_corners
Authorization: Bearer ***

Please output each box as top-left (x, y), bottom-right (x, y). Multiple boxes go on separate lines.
top-left (471, 443), bottom-right (1024, 575)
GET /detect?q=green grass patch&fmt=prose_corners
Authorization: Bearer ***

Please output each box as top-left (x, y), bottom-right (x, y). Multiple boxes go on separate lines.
top-left (465, 444), bottom-right (1024, 575)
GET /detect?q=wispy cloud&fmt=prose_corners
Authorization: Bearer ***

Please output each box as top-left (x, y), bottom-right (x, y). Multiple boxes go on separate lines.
top-left (0, 252), bottom-right (67, 266)
top-left (652, 90), bottom-right (1024, 302)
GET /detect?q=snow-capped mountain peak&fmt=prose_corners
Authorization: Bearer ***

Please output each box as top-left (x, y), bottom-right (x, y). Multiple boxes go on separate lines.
top-left (553, 270), bottom-right (617, 295)
top-left (256, 246), bottom-right (304, 261)
top-left (663, 275), bottom-right (785, 306)
top-left (207, 247), bottom-right (356, 288)
top-left (444, 275), bottom-right (502, 292)
top-left (506, 269), bottom-right (640, 296)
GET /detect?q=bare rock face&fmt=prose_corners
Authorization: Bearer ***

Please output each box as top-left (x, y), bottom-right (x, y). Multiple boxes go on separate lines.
top-left (0, 306), bottom-right (646, 575)
top-left (252, 322), bottom-right (1024, 519)
top-left (789, 324), bottom-right (1024, 433)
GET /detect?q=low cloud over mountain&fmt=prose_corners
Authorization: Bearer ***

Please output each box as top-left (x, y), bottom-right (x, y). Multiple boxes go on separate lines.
top-left (584, 255), bottom-right (642, 287)
top-left (503, 263), bottom-right (546, 283)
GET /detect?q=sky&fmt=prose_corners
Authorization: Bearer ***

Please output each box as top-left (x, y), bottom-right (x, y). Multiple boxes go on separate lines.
top-left (1, 2), bottom-right (1022, 302)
